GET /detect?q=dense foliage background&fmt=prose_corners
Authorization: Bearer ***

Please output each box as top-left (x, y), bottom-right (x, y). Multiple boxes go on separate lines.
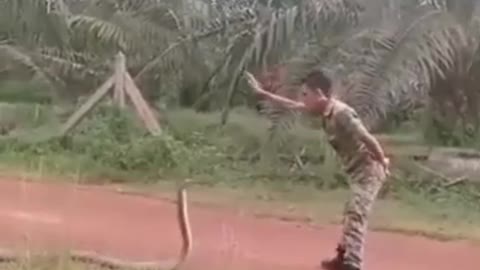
top-left (1, 4), bottom-right (480, 269)
top-left (0, 0), bottom-right (479, 206)
top-left (2, 0), bottom-right (480, 142)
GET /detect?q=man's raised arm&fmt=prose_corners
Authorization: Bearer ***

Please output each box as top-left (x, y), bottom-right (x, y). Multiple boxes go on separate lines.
top-left (245, 72), bottom-right (306, 110)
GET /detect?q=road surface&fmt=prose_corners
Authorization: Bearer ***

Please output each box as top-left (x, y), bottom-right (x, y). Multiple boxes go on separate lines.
top-left (0, 178), bottom-right (478, 270)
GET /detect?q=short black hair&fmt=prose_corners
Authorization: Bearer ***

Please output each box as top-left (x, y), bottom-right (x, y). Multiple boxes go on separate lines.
top-left (301, 69), bottom-right (332, 97)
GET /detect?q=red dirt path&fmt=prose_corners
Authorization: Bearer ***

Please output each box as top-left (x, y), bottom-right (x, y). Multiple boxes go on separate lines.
top-left (0, 178), bottom-right (478, 270)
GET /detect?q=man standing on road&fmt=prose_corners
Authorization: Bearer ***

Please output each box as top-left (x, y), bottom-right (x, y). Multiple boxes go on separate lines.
top-left (245, 69), bottom-right (390, 270)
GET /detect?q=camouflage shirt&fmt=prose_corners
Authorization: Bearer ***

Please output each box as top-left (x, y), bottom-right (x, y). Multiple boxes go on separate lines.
top-left (322, 99), bottom-right (374, 173)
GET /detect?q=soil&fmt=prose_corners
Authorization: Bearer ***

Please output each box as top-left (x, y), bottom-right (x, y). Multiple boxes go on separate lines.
top-left (0, 178), bottom-right (478, 270)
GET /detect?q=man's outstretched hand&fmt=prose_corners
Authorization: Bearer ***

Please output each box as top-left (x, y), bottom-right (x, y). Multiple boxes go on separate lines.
top-left (382, 156), bottom-right (390, 176)
top-left (245, 72), bottom-right (268, 97)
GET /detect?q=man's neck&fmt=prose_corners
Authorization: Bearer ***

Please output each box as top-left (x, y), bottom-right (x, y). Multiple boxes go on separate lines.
top-left (322, 98), bottom-right (335, 118)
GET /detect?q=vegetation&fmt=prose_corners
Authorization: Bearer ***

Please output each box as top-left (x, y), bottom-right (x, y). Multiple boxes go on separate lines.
top-left (0, 104), bottom-right (479, 242)
top-left (0, 0), bottom-right (479, 254)
top-left (0, 255), bottom-right (160, 270)
top-left (1, 256), bottom-right (95, 270)
top-left (1, 0), bottom-right (480, 138)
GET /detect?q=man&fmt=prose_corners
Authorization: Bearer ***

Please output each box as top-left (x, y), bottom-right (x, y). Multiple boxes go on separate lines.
top-left (245, 69), bottom-right (390, 270)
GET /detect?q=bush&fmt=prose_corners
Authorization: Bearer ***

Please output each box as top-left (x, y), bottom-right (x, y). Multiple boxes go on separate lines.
top-left (0, 104), bottom-right (345, 186)
top-left (0, 80), bottom-right (52, 104)
top-left (1, 102), bottom-right (480, 217)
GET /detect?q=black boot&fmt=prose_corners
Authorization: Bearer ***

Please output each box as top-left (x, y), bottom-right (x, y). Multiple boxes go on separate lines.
top-left (321, 259), bottom-right (360, 270)
top-left (320, 257), bottom-right (343, 270)
top-left (320, 246), bottom-right (360, 270)
top-left (320, 245), bottom-right (344, 270)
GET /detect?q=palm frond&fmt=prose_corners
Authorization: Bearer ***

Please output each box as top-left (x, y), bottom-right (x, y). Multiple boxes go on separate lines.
top-left (337, 9), bottom-right (469, 131)
top-left (0, 0), bottom-right (71, 48)
top-left (68, 15), bottom-right (129, 51)
top-left (133, 3), bottom-right (256, 84)
top-left (0, 44), bottom-right (59, 89)
top-left (34, 49), bottom-right (102, 81)
top-left (219, 0), bottom-right (361, 120)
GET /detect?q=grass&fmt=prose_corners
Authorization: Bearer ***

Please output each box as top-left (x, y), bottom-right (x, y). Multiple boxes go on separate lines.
top-left (0, 256), bottom-right (126, 270)
top-left (106, 178), bottom-right (480, 242)
top-left (3, 163), bottom-right (480, 244)
top-left (0, 103), bottom-right (478, 252)
top-left (1, 259), bottom-right (90, 270)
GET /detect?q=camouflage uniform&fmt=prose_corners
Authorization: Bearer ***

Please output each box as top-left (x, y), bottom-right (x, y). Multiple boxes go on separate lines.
top-left (322, 100), bottom-right (387, 270)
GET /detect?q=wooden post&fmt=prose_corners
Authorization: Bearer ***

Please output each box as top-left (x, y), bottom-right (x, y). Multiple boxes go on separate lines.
top-left (124, 73), bottom-right (162, 135)
top-left (60, 52), bottom-right (161, 136)
top-left (60, 76), bottom-right (114, 136)
top-left (114, 52), bottom-right (126, 108)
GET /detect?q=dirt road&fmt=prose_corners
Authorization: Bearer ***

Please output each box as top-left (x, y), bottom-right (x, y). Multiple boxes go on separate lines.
top-left (0, 178), bottom-right (478, 270)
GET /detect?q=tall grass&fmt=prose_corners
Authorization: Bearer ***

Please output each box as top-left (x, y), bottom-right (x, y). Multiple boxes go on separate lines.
top-left (0, 101), bottom-right (479, 222)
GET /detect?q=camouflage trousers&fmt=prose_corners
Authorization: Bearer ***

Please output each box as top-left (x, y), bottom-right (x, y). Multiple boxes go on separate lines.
top-left (338, 161), bottom-right (387, 269)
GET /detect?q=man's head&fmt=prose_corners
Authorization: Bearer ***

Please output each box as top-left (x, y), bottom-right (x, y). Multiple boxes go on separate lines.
top-left (300, 69), bottom-right (333, 114)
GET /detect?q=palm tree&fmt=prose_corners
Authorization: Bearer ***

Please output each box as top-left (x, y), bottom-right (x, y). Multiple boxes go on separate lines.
top-left (2, 0), bottom-right (479, 147)
top-left (251, 0), bottom-right (480, 145)
top-left (0, 0), bottom-right (204, 103)
top-left (293, 0), bottom-right (476, 129)
top-left (205, 0), bottom-right (363, 123)
top-left (423, 0), bottom-right (480, 145)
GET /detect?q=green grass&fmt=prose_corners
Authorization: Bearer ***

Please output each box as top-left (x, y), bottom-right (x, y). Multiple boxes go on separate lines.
top-left (0, 258), bottom-right (138, 270)
top-left (1, 261), bottom-right (88, 270)
top-left (107, 178), bottom-right (480, 243)
top-left (0, 103), bottom-right (479, 244)
top-left (0, 255), bottom-right (99, 270)
top-left (2, 163), bottom-right (480, 247)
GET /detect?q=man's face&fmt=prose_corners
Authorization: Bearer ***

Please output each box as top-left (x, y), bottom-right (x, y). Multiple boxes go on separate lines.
top-left (300, 84), bottom-right (329, 114)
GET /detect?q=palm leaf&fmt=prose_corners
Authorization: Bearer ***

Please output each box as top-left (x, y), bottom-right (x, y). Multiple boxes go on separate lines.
top-left (0, 44), bottom-right (58, 89)
top-left (0, 0), bottom-right (71, 48)
top-left (68, 15), bottom-right (129, 51)
top-left (221, 0), bottom-right (361, 123)
top-left (34, 49), bottom-right (102, 81)
top-left (341, 9), bottom-right (469, 130)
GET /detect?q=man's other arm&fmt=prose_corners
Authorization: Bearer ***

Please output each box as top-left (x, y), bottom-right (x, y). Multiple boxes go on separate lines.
top-left (339, 109), bottom-right (389, 168)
